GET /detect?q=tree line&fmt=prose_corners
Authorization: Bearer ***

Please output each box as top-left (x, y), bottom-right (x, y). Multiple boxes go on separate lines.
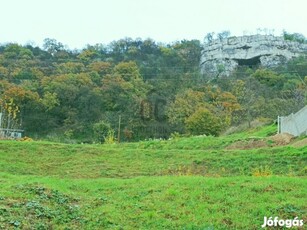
top-left (0, 37), bottom-right (306, 142)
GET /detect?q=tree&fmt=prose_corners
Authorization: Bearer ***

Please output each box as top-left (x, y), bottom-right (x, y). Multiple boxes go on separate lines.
top-left (283, 31), bottom-right (306, 43)
top-left (93, 120), bottom-right (114, 143)
top-left (167, 89), bottom-right (206, 127)
top-left (88, 61), bottom-right (112, 76)
top-left (56, 62), bottom-right (85, 74)
top-left (3, 44), bottom-right (33, 60)
top-left (204, 32), bottom-right (215, 44)
top-left (1, 86), bottom-right (41, 133)
top-left (0, 97), bottom-right (20, 131)
top-left (113, 61), bottom-right (141, 81)
top-left (252, 69), bottom-right (284, 89)
top-left (100, 62), bottom-right (150, 140)
top-left (43, 38), bottom-right (65, 56)
top-left (185, 107), bottom-right (223, 136)
top-left (40, 92), bottom-right (60, 112)
top-left (217, 31), bottom-right (231, 41)
top-left (78, 47), bottom-right (99, 64)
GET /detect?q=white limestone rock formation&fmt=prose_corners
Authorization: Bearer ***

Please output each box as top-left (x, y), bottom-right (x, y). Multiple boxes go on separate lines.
top-left (201, 35), bottom-right (307, 76)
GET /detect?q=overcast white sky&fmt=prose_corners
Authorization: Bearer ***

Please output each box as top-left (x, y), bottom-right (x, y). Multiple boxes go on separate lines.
top-left (1, 0), bottom-right (306, 49)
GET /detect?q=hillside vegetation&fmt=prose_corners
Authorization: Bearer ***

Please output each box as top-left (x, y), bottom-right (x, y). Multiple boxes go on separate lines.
top-left (0, 35), bottom-right (307, 142)
top-left (0, 125), bottom-right (306, 229)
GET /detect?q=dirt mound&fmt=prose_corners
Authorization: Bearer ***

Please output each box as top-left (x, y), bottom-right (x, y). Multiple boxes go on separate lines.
top-left (226, 139), bottom-right (267, 150)
top-left (269, 133), bottom-right (294, 145)
top-left (226, 133), bottom-right (295, 150)
top-left (292, 138), bottom-right (307, 147)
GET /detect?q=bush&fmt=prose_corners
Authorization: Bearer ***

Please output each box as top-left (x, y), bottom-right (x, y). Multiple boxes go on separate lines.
top-left (104, 129), bottom-right (116, 144)
top-left (93, 121), bottom-right (114, 143)
top-left (185, 108), bottom-right (223, 136)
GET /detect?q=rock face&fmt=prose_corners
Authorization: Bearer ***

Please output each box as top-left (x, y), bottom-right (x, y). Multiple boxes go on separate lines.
top-left (201, 35), bottom-right (307, 76)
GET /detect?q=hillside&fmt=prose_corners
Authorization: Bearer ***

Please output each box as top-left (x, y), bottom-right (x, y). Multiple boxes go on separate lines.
top-left (0, 125), bottom-right (306, 229)
top-left (0, 35), bottom-right (306, 142)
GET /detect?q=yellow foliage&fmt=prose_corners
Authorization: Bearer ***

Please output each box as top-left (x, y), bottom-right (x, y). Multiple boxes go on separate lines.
top-left (18, 136), bottom-right (33, 142)
top-left (0, 97), bottom-right (20, 119)
top-left (104, 130), bottom-right (116, 144)
top-left (252, 166), bottom-right (272, 177)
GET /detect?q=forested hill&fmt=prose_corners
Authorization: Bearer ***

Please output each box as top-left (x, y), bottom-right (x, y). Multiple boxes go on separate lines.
top-left (0, 37), bottom-right (306, 142)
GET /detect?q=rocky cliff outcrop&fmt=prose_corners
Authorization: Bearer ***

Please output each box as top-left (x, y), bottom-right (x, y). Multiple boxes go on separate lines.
top-left (201, 35), bottom-right (307, 76)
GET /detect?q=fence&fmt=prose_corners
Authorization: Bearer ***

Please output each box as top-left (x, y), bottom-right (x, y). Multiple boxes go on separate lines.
top-left (0, 112), bottom-right (24, 139)
top-left (278, 105), bottom-right (307, 136)
top-left (0, 128), bottom-right (23, 139)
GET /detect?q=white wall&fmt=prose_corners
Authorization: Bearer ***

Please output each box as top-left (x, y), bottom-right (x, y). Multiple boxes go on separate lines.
top-left (279, 105), bottom-right (307, 136)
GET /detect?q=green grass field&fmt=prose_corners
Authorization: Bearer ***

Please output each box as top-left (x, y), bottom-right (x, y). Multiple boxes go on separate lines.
top-left (0, 124), bottom-right (306, 229)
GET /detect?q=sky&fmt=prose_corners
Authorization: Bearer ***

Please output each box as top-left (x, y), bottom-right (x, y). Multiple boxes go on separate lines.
top-left (1, 0), bottom-right (307, 49)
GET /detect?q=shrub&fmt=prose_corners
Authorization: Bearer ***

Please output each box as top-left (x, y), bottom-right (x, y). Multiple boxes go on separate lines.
top-left (104, 129), bottom-right (116, 144)
top-left (185, 108), bottom-right (223, 136)
top-left (93, 120), bottom-right (114, 143)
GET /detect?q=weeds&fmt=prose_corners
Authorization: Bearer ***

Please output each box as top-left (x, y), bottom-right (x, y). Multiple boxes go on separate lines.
top-left (252, 166), bottom-right (273, 177)
top-left (104, 130), bottom-right (116, 144)
top-left (0, 184), bottom-right (84, 229)
top-left (161, 163), bottom-right (206, 176)
top-left (0, 124), bottom-right (306, 229)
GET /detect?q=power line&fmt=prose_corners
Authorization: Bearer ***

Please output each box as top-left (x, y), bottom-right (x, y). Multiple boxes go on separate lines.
top-left (1, 71), bottom-right (307, 83)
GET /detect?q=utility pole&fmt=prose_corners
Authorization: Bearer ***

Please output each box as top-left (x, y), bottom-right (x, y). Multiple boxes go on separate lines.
top-left (118, 115), bottom-right (121, 143)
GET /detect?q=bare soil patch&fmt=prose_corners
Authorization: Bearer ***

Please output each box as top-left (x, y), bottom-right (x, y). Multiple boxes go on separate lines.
top-left (292, 138), bottom-right (307, 148)
top-left (269, 133), bottom-right (294, 146)
top-left (226, 133), bottom-right (295, 150)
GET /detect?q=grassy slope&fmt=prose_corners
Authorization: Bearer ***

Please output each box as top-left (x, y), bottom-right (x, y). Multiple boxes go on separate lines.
top-left (0, 124), bottom-right (306, 229)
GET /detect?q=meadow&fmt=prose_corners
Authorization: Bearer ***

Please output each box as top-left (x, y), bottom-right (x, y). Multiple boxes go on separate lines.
top-left (0, 124), bottom-right (306, 229)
